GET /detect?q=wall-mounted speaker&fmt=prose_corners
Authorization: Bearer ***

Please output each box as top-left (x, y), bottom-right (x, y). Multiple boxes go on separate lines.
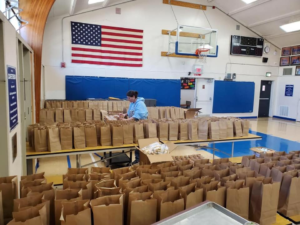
top-left (262, 57), bottom-right (268, 63)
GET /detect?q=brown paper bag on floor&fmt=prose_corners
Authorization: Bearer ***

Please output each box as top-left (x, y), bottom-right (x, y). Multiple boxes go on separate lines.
top-left (179, 183), bottom-right (203, 209)
top-left (128, 192), bottom-right (157, 225)
top-left (46, 110), bottom-right (55, 124)
top-left (209, 121), bottom-right (220, 140)
top-left (200, 181), bottom-right (226, 207)
top-left (188, 121), bottom-right (198, 140)
top-left (278, 171), bottom-right (300, 217)
top-left (56, 109), bottom-right (64, 123)
top-left (9, 202), bottom-right (48, 225)
top-left (219, 120), bottom-right (227, 139)
top-left (123, 124), bottom-right (134, 145)
top-left (60, 200), bottom-right (91, 225)
top-left (90, 195), bottom-right (123, 225)
top-left (48, 127), bottom-right (62, 152)
top-left (249, 178), bottom-right (280, 225)
top-left (0, 176), bottom-right (17, 222)
top-left (168, 122), bottom-right (178, 141)
top-left (134, 123), bottom-right (144, 143)
top-left (73, 126), bottom-right (86, 149)
top-left (198, 120), bottom-right (208, 140)
top-left (234, 120), bottom-right (243, 137)
top-left (40, 109), bottom-right (47, 123)
top-left (241, 155), bottom-right (255, 167)
top-left (64, 110), bottom-right (72, 123)
top-left (63, 175), bottom-right (85, 189)
top-left (60, 127), bottom-right (73, 150)
top-left (112, 125), bottom-right (124, 146)
top-left (159, 189), bottom-right (184, 220)
top-left (100, 125), bottom-right (111, 146)
top-left (170, 176), bottom-right (190, 189)
top-left (179, 122), bottom-right (188, 140)
top-left (34, 127), bottom-right (48, 152)
top-left (226, 180), bottom-right (249, 219)
top-left (85, 125), bottom-right (97, 147)
top-left (158, 123), bottom-right (168, 141)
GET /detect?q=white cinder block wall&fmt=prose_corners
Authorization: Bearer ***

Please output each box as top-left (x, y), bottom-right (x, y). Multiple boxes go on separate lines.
top-left (42, 0), bottom-right (282, 118)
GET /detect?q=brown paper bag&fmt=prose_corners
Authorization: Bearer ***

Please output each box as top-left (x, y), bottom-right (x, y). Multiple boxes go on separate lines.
top-left (9, 202), bottom-right (48, 225)
top-left (198, 120), bottom-right (208, 140)
top-left (73, 126), bottom-right (86, 149)
top-left (40, 109), bottom-right (47, 123)
top-left (170, 176), bottom-right (190, 189)
top-left (168, 122), bottom-right (178, 141)
top-left (34, 127), bottom-right (48, 152)
top-left (90, 195), bottom-right (123, 225)
top-left (234, 120), bottom-right (243, 137)
top-left (226, 180), bottom-right (249, 219)
top-left (71, 109), bottom-right (78, 122)
top-left (60, 200), bottom-right (91, 225)
top-left (0, 176), bottom-right (17, 222)
top-left (60, 127), bottom-right (73, 150)
top-left (159, 189), bottom-right (184, 220)
top-left (242, 120), bottom-right (250, 136)
top-left (145, 123), bottom-right (157, 139)
top-left (77, 109), bottom-right (86, 123)
top-left (188, 121), bottom-right (198, 140)
top-left (93, 109), bottom-right (101, 121)
top-left (158, 123), bottom-right (168, 141)
top-left (249, 178), bottom-right (280, 225)
top-left (63, 110), bottom-right (72, 123)
top-left (179, 122), bottom-right (188, 141)
top-left (209, 121), bottom-right (220, 140)
top-left (55, 109), bottom-right (64, 123)
top-left (46, 110), bottom-right (55, 124)
top-left (85, 125), bottom-right (97, 147)
top-left (128, 192), bottom-right (157, 225)
top-left (100, 125), bottom-right (112, 146)
top-left (85, 109), bottom-right (93, 121)
top-left (63, 175), bottom-right (85, 189)
top-left (278, 171), bottom-right (300, 217)
top-left (200, 181), bottom-right (226, 206)
top-left (123, 124), bottom-right (134, 145)
top-left (48, 127), bottom-right (62, 152)
top-left (179, 183), bottom-right (203, 209)
top-left (226, 120), bottom-right (234, 138)
top-left (112, 125), bottom-right (124, 146)
top-left (55, 189), bottom-right (80, 225)
top-left (219, 120), bottom-right (227, 139)
top-left (134, 123), bottom-right (144, 143)
top-left (241, 155), bottom-right (255, 167)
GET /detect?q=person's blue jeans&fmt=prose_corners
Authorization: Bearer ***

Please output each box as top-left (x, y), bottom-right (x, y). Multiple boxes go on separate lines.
top-left (135, 149), bottom-right (139, 162)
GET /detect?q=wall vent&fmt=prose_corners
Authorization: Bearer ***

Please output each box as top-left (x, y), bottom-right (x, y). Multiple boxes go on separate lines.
top-left (283, 68), bottom-right (293, 75)
top-left (279, 106), bottom-right (289, 117)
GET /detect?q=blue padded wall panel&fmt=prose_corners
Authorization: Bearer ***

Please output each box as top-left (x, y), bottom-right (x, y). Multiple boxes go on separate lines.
top-left (66, 76), bottom-right (180, 107)
top-left (213, 81), bottom-right (255, 113)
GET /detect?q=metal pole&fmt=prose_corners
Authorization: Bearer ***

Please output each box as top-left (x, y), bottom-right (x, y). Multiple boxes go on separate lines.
top-left (213, 142), bottom-right (215, 160)
top-left (231, 142), bottom-right (235, 158)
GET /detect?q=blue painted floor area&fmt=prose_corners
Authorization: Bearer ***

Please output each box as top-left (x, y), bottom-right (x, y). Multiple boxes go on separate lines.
top-left (202, 130), bottom-right (300, 158)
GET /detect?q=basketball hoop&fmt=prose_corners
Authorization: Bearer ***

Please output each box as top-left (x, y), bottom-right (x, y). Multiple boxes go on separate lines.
top-left (195, 48), bottom-right (209, 63)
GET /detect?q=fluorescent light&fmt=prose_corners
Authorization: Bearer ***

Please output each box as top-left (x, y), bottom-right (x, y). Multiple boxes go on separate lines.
top-left (242, 0), bottom-right (257, 4)
top-left (280, 21), bottom-right (300, 32)
top-left (88, 0), bottom-right (105, 4)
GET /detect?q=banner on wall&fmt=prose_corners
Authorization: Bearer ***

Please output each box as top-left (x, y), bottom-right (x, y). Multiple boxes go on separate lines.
top-left (285, 85), bottom-right (294, 97)
top-left (7, 66), bottom-right (18, 131)
top-left (70, 21), bottom-right (143, 67)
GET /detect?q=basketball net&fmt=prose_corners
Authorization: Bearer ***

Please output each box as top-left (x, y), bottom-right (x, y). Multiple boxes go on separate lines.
top-left (195, 48), bottom-right (209, 63)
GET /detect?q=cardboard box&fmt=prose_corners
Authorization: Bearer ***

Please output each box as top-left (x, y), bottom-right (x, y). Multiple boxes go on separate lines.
top-left (185, 108), bottom-right (202, 119)
top-left (138, 138), bottom-right (198, 165)
top-left (250, 147), bottom-right (275, 158)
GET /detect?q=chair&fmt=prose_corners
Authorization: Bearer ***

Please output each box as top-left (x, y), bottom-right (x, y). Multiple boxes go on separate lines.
top-left (180, 101), bottom-right (191, 109)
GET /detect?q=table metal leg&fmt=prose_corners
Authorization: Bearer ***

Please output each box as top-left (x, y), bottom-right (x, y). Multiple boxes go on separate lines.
top-left (76, 154), bottom-right (81, 168)
top-left (109, 151), bottom-right (112, 166)
top-left (231, 142), bottom-right (235, 157)
top-left (213, 143), bottom-right (215, 160)
top-left (26, 159), bottom-right (33, 175)
top-left (130, 150), bottom-right (133, 165)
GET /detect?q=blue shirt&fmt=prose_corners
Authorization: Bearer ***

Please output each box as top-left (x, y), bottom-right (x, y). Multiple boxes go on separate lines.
top-left (127, 97), bottom-right (148, 120)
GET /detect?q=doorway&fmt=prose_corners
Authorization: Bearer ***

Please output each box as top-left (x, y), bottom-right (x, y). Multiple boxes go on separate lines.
top-left (195, 78), bottom-right (214, 115)
top-left (258, 81), bottom-right (272, 117)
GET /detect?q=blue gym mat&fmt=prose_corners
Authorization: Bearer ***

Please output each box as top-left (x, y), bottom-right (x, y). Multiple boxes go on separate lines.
top-left (202, 130), bottom-right (300, 158)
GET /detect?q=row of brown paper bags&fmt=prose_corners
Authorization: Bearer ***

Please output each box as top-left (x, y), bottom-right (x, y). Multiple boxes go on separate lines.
top-left (45, 100), bottom-right (130, 111)
top-left (147, 107), bottom-right (186, 120)
top-left (40, 108), bottom-right (109, 124)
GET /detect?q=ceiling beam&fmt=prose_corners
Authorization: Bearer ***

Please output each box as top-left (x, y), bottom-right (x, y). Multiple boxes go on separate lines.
top-left (262, 30), bottom-right (300, 39)
top-left (70, 0), bottom-right (77, 15)
top-left (249, 10), bottom-right (300, 28)
top-left (228, 0), bottom-right (271, 16)
top-left (102, 0), bottom-right (109, 7)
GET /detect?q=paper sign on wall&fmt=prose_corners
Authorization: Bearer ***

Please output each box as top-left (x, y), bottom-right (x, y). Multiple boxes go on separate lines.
top-left (285, 84), bottom-right (294, 97)
top-left (7, 66), bottom-right (18, 131)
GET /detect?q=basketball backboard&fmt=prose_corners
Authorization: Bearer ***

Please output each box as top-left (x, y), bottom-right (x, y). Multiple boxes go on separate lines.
top-left (167, 25), bottom-right (218, 58)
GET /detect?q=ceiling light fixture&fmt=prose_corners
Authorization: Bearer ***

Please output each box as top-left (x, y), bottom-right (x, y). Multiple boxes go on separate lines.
top-left (280, 21), bottom-right (300, 32)
top-left (241, 0), bottom-right (257, 4)
top-left (88, 0), bottom-right (105, 4)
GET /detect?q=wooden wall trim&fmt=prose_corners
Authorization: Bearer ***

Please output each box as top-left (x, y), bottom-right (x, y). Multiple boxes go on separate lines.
top-left (162, 0), bottom-right (207, 10)
top-left (19, 0), bottom-right (55, 122)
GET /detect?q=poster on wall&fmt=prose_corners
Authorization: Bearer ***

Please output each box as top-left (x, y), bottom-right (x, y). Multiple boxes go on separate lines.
top-left (181, 78), bottom-right (195, 89)
top-left (7, 66), bottom-right (18, 131)
top-left (280, 57), bottom-right (290, 66)
top-left (291, 56), bottom-right (300, 65)
top-left (285, 85), bottom-right (294, 97)
top-left (281, 47), bottom-right (291, 56)
top-left (291, 46), bottom-right (300, 55)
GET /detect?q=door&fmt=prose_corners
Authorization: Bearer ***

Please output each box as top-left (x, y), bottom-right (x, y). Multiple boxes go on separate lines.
top-left (297, 99), bottom-right (300, 121)
top-left (195, 78), bottom-right (214, 115)
top-left (258, 81), bottom-right (272, 117)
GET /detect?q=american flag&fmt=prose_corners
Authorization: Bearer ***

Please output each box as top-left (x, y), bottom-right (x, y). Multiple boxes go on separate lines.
top-left (71, 21), bottom-right (143, 67)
